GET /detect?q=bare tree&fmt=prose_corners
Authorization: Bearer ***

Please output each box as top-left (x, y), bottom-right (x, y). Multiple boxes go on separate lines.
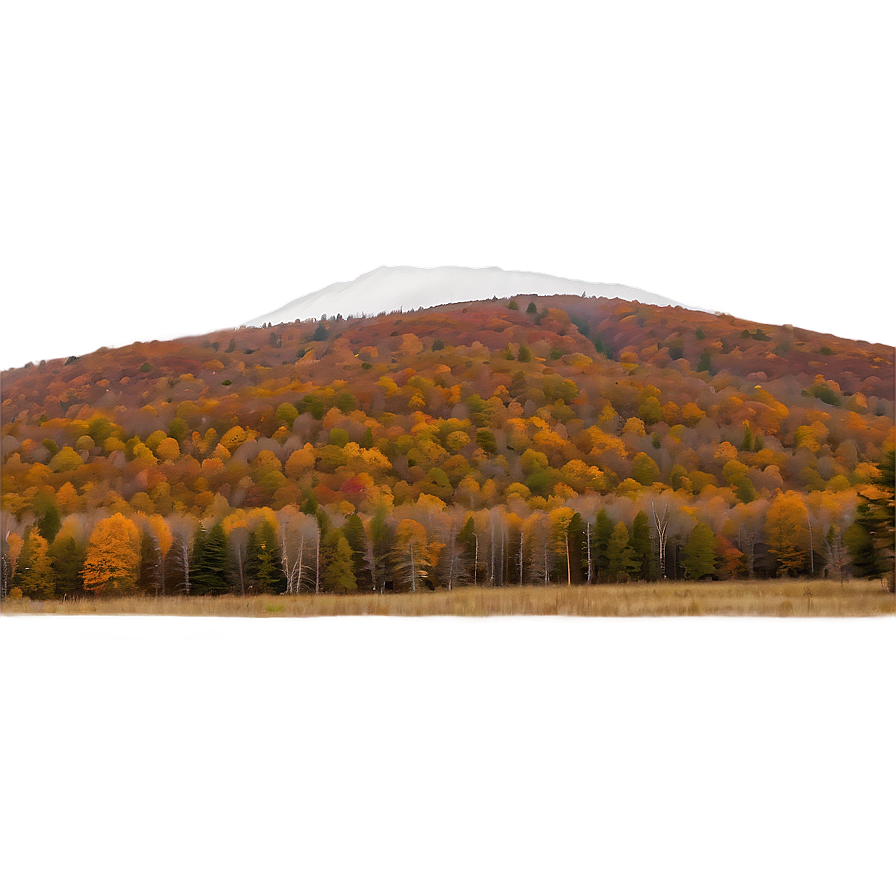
top-left (168, 516), bottom-right (198, 595)
top-left (824, 525), bottom-right (849, 582)
top-left (276, 508), bottom-right (318, 594)
top-left (651, 502), bottom-right (670, 579)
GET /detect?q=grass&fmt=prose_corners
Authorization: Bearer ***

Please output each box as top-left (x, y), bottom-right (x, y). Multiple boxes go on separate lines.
top-left (2, 579), bottom-right (893, 618)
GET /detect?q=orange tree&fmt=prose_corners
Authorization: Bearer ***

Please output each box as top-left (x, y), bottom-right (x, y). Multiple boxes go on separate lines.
top-left (82, 513), bottom-right (142, 593)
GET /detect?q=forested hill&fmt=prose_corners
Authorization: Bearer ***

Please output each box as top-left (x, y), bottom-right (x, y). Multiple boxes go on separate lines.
top-left (2, 294), bottom-right (894, 596)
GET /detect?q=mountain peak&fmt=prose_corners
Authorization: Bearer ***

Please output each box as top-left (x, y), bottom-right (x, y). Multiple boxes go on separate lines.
top-left (244, 265), bottom-right (701, 327)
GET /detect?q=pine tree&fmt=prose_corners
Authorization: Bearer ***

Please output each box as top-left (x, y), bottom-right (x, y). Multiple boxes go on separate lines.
top-left (247, 520), bottom-right (286, 594)
top-left (49, 535), bottom-right (85, 595)
top-left (630, 511), bottom-right (655, 580)
top-left (138, 530), bottom-right (161, 595)
top-left (37, 503), bottom-right (62, 543)
top-left (323, 534), bottom-right (357, 593)
top-left (191, 523), bottom-right (230, 594)
top-left (594, 509), bottom-right (613, 581)
top-left (517, 345), bottom-right (533, 362)
top-left (369, 504), bottom-right (393, 592)
top-left (606, 522), bottom-right (638, 582)
top-left (854, 449), bottom-right (895, 587)
top-left (14, 532), bottom-right (55, 597)
top-left (740, 422), bottom-right (754, 452)
top-left (342, 514), bottom-right (371, 591)
top-left (845, 520), bottom-right (880, 578)
top-left (682, 522), bottom-right (716, 580)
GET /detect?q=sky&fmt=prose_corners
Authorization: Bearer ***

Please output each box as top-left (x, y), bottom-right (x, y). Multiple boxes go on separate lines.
top-left (2, 2), bottom-right (894, 372)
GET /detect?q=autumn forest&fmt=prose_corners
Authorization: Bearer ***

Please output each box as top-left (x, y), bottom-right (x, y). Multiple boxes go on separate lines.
top-left (2, 293), bottom-right (894, 607)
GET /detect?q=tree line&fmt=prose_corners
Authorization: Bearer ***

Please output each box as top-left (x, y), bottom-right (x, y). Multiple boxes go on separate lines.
top-left (3, 450), bottom-right (892, 599)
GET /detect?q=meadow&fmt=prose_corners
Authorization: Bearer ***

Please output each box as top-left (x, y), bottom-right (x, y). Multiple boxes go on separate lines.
top-left (3, 579), bottom-right (892, 618)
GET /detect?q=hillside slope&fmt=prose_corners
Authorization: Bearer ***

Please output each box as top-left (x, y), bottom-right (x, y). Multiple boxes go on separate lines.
top-left (2, 294), bottom-right (893, 593)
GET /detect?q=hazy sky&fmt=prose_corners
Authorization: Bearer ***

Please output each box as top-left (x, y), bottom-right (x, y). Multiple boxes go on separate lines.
top-left (2, 2), bottom-right (894, 371)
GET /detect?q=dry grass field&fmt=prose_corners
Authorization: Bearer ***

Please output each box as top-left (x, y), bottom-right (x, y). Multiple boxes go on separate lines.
top-left (2, 579), bottom-right (893, 618)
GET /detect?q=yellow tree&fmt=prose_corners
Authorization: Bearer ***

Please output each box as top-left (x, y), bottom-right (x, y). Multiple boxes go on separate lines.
top-left (6, 532), bottom-right (24, 582)
top-left (390, 519), bottom-right (442, 593)
top-left (548, 507), bottom-right (575, 585)
top-left (16, 532), bottom-right (55, 597)
top-left (82, 513), bottom-right (142, 593)
top-left (765, 490), bottom-right (809, 577)
top-left (147, 514), bottom-right (173, 593)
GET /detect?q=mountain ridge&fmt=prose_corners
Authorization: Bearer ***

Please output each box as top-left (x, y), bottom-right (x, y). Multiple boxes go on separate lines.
top-left (2, 292), bottom-right (893, 596)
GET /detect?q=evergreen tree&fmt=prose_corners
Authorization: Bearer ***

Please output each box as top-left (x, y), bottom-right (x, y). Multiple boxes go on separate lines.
top-left (735, 477), bottom-right (758, 503)
top-left (323, 534), bottom-right (357, 593)
top-left (343, 514), bottom-right (371, 590)
top-left (682, 522), bottom-right (716, 580)
top-left (191, 523), bottom-right (230, 594)
top-left (854, 449), bottom-right (895, 587)
top-left (568, 512), bottom-right (585, 583)
top-left (360, 427), bottom-right (375, 449)
top-left (247, 521), bottom-right (286, 593)
top-left (696, 348), bottom-right (712, 373)
top-left (49, 535), bottom-right (85, 595)
top-left (138, 530), bottom-right (162, 595)
top-left (517, 345), bottom-right (533, 362)
top-left (14, 531), bottom-right (55, 597)
top-left (845, 521), bottom-right (880, 578)
top-left (594, 510), bottom-right (613, 581)
top-left (606, 522), bottom-right (638, 582)
top-left (740, 422), bottom-right (754, 452)
top-left (369, 504), bottom-right (393, 591)
top-left (37, 503), bottom-right (62, 543)
top-left (526, 301), bottom-right (537, 314)
top-left (630, 511), bottom-right (655, 580)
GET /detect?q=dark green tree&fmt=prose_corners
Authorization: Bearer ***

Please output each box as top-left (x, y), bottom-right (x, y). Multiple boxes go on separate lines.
top-left (247, 521), bottom-right (285, 594)
top-left (568, 512), bottom-right (585, 583)
top-left (138, 530), bottom-right (162, 595)
top-left (682, 522), bottom-right (716, 580)
top-left (606, 522), bottom-right (639, 582)
top-left (49, 535), bottom-right (86, 595)
top-left (37, 502), bottom-right (62, 544)
top-left (850, 449), bottom-right (895, 586)
top-left (517, 345), bottom-right (533, 362)
top-left (631, 511), bottom-right (655, 580)
top-left (369, 504), bottom-right (393, 591)
top-left (594, 509), bottom-right (614, 581)
top-left (343, 513), bottom-right (372, 591)
top-left (696, 349), bottom-right (712, 373)
top-left (191, 523), bottom-right (230, 594)
top-left (845, 521), bottom-right (880, 579)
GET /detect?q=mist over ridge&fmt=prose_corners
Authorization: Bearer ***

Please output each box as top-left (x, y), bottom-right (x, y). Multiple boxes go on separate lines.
top-left (239, 264), bottom-right (712, 326)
